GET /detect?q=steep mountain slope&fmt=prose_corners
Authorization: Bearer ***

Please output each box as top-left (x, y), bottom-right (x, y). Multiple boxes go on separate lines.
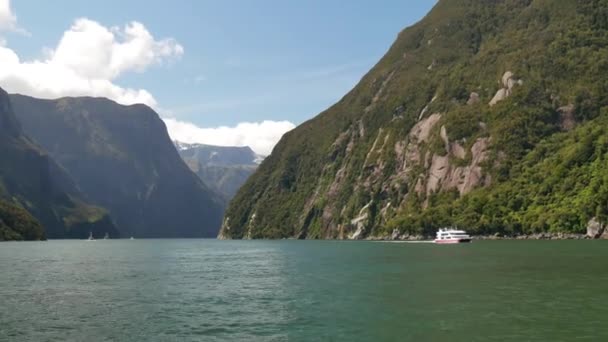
top-left (0, 200), bottom-right (45, 241)
top-left (11, 95), bottom-right (225, 238)
top-left (0, 87), bottom-right (117, 239)
top-left (221, 0), bottom-right (608, 239)
top-left (175, 142), bottom-right (260, 199)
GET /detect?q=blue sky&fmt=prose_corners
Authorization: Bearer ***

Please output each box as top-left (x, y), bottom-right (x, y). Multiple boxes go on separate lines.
top-left (1, 0), bottom-right (436, 153)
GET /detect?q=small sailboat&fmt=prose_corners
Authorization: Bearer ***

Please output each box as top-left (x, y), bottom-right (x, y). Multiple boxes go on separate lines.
top-left (86, 231), bottom-right (95, 241)
top-left (103, 232), bottom-right (109, 240)
top-left (129, 236), bottom-right (135, 240)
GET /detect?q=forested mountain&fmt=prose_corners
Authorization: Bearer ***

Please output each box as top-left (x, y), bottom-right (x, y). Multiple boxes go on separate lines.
top-left (0, 87), bottom-right (116, 240)
top-left (0, 200), bottom-right (45, 241)
top-left (11, 95), bottom-right (225, 238)
top-left (221, 0), bottom-right (608, 239)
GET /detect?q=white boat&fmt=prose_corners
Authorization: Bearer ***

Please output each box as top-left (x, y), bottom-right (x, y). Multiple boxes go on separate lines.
top-left (103, 232), bottom-right (109, 240)
top-left (434, 228), bottom-right (472, 244)
top-left (129, 236), bottom-right (135, 240)
top-left (86, 231), bottom-right (95, 241)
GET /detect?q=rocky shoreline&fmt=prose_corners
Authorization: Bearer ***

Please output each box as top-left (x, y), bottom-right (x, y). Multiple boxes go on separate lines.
top-left (472, 233), bottom-right (590, 240)
top-left (365, 233), bottom-right (599, 241)
top-left (364, 226), bottom-right (607, 241)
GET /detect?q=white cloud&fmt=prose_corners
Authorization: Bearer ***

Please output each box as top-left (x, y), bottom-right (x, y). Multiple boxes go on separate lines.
top-left (164, 118), bottom-right (296, 156)
top-left (52, 19), bottom-right (182, 80)
top-left (0, 0), bottom-right (28, 35)
top-left (0, 15), bottom-right (182, 107)
top-left (0, 0), bottom-right (16, 32)
top-left (1, 2), bottom-right (292, 155)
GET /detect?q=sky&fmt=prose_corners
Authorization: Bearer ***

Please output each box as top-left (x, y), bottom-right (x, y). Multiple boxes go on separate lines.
top-left (0, 0), bottom-right (436, 155)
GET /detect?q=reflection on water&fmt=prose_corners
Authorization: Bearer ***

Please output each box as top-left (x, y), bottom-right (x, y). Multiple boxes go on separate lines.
top-left (1, 240), bottom-right (608, 341)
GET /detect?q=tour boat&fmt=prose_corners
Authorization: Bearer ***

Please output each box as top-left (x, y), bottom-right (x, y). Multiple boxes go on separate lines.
top-left (434, 228), bottom-right (472, 244)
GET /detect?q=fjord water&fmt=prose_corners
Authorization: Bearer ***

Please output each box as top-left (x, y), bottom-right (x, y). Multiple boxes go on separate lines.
top-left (1, 240), bottom-right (607, 341)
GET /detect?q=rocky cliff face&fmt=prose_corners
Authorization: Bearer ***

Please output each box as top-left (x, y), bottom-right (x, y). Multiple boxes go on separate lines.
top-left (0, 87), bottom-right (117, 239)
top-left (11, 95), bottom-right (225, 238)
top-left (221, 0), bottom-right (608, 239)
top-left (175, 142), bottom-right (260, 199)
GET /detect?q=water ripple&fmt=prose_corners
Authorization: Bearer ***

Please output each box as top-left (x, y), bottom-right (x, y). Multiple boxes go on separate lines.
top-left (1, 240), bottom-right (608, 341)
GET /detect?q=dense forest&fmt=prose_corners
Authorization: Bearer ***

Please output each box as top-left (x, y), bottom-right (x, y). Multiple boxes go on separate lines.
top-left (0, 200), bottom-right (45, 241)
top-left (222, 0), bottom-right (608, 239)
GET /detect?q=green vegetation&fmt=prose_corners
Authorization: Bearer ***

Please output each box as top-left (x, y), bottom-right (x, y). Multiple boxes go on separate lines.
top-left (0, 87), bottom-right (119, 239)
top-left (222, 0), bottom-right (608, 239)
top-left (10, 95), bottom-right (225, 238)
top-left (0, 200), bottom-right (45, 241)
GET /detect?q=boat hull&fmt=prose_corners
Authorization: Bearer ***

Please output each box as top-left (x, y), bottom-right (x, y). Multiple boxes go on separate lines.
top-left (434, 238), bottom-right (472, 244)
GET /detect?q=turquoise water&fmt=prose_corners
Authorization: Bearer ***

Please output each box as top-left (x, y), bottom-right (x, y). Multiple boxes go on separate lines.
top-left (1, 240), bottom-right (608, 341)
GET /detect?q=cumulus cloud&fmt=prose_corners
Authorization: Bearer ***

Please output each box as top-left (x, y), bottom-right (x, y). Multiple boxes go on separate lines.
top-left (164, 118), bottom-right (296, 156)
top-left (1, 1), bottom-right (291, 155)
top-left (0, 14), bottom-right (182, 107)
top-left (0, 0), bottom-right (19, 33)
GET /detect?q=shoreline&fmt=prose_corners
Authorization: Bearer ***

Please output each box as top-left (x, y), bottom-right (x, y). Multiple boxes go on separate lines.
top-left (365, 232), bottom-right (599, 241)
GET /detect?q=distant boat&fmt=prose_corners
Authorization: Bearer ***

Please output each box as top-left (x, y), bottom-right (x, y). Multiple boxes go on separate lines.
top-left (129, 236), bottom-right (135, 240)
top-left (434, 228), bottom-right (472, 244)
top-left (103, 232), bottom-right (109, 240)
top-left (86, 231), bottom-right (95, 241)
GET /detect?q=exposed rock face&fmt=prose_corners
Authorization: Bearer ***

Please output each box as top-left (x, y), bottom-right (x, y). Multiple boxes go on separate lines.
top-left (421, 137), bottom-right (490, 197)
top-left (222, 0), bottom-right (607, 240)
top-left (489, 89), bottom-right (509, 106)
top-left (441, 125), bottom-right (466, 159)
top-left (451, 143), bottom-right (466, 159)
top-left (467, 92), bottom-right (480, 105)
top-left (489, 71), bottom-right (523, 106)
top-left (349, 200), bottom-right (373, 240)
top-left (418, 96), bottom-right (438, 120)
top-left (412, 113), bottom-right (442, 143)
top-left (502, 71), bottom-right (515, 87)
top-left (403, 114), bottom-right (491, 200)
top-left (222, 77), bottom-right (493, 239)
top-left (427, 154), bottom-right (450, 194)
top-left (587, 218), bottom-right (605, 239)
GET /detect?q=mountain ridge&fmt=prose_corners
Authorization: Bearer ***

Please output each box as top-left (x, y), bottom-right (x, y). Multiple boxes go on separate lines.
top-left (175, 141), bottom-right (261, 200)
top-left (0, 87), bottom-right (118, 240)
top-left (221, 0), bottom-right (608, 239)
top-left (10, 94), bottom-right (226, 238)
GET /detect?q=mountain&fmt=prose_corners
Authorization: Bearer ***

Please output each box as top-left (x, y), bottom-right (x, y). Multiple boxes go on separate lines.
top-left (0, 200), bottom-right (45, 241)
top-left (10, 95), bottom-right (225, 238)
top-left (221, 0), bottom-right (608, 239)
top-left (175, 142), bottom-right (261, 199)
top-left (0, 87), bottom-right (117, 240)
